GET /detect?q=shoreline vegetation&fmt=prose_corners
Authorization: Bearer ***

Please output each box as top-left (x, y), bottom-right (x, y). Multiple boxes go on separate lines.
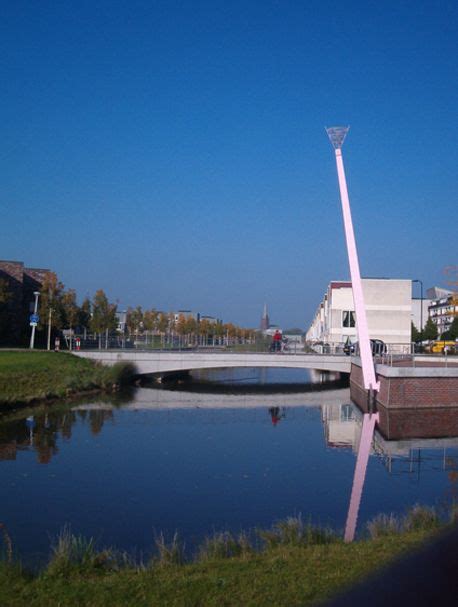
top-left (0, 350), bottom-right (136, 408)
top-left (0, 507), bottom-right (453, 607)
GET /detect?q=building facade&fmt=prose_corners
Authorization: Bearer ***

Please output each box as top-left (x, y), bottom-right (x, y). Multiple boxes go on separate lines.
top-left (428, 293), bottom-right (458, 337)
top-left (0, 259), bottom-right (51, 344)
top-left (306, 279), bottom-right (412, 349)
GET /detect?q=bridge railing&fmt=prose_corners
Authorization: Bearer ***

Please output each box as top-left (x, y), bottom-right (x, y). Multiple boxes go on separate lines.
top-left (67, 334), bottom-right (313, 355)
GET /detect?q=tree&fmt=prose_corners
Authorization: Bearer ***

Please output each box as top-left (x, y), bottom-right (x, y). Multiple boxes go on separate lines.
top-left (126, 306), bottom-right (144, 337)
top-left (143, 309), bottom-right (159, 332)
top-left (90, 290), bottom-right (117, 347)
top-left (441, 317), bottom-right (458, 340)
top-left (411, 322), bottom-right (422, 342)
top-left (39, 272), bottom-right (64, 331)
top-left (61, 289), bottom-right (79, 344)
top-left (77, 297), bottom-right (92, 336)
top-left (39, 272), bottom-right (65, 348)
top-left (423, 318), bottom-right (438, 341)
top-left (0, 278), bottom-right (11, 304)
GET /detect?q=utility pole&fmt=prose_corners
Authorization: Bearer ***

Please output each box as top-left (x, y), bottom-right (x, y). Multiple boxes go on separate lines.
top-left (47, 306), bottom-right (52, 351)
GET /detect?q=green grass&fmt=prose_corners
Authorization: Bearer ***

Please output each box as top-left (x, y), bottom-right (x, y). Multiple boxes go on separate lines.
top-left (0, 507), bottom-right (450, 607)
top-left (0, 528), bottom-right (440, 607)
top-left (0, 350), bottom-right (136, 406)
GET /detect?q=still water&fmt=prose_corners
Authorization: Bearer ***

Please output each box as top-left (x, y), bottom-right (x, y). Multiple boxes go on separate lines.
top-left (1, 368), bottom-right (457, 565)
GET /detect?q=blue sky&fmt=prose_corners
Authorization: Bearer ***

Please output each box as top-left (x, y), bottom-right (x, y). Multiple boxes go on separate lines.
top-left (1, 1), bottom-right (457, 328)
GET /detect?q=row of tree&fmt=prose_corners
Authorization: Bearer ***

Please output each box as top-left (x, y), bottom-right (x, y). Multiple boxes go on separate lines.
top-left (34, 273), bottom-right (256, 346)
top-left (411, 317), bottom-right (458, 342)
top-left (125, 306), bottom-right (255, 342)
top-left (38, 273), bottom-right (117, 340)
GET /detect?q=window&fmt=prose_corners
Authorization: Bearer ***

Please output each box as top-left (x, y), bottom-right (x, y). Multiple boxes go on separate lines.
top-left (342, 310), bottom-right (356, 328)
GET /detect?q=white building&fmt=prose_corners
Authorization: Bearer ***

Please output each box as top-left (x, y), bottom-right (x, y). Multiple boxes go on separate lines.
top-left (306, 279), bottom-right (412, 349)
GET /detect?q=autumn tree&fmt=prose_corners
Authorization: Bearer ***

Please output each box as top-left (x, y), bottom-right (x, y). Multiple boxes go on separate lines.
top-left (61, 289), bottom-right (79, 347)
top-left (143, 309), bottom-right (159, 332)
top-left (90, 290), bottom-right (117, 348)
top-left (126, 306), bottom-right (144, 337)
top-left (77, 297), bottom-right (92, 337)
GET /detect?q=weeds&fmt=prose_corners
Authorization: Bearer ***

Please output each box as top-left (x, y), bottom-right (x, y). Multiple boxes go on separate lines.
top-left (0, 523), bottom-right (13, 564)
top-left (366, 513), bottom-right (400, 538)
top-left (152, 531), bottom-right (186, 567)
top-left (1, 504), bottom-right (452, 579)
top-left (197, 531), bottom-right (254, 562)
top-left (367, 504), bottom-right (441, 539)
top-left (402, 504), bottom-right (440, 532)
top-left (258, 515), bottom-right (337, 550)
top-left (46, 526), bottom-right (124, 576)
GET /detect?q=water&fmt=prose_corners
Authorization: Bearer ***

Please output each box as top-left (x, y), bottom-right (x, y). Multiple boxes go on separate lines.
top-left (1, 369), bottom-right (457, 565)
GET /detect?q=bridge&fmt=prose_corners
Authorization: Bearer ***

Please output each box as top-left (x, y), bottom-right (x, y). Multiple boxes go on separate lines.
top-left (73, 350), bottom-right (351, 376)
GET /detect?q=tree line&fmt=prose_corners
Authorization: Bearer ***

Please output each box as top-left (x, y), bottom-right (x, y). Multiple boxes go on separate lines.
top-left (33, 273), bottom-right (256, 348)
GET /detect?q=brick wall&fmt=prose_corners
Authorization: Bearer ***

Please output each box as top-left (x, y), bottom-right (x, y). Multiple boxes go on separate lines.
top-left (350, 361), bottom-right (458, 410)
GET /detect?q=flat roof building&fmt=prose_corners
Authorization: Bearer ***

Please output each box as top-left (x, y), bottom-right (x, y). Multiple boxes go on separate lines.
top-left (306, 278), bottom-right (412, 351)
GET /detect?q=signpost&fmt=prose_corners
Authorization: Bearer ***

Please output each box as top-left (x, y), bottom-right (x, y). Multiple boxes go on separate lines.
top-left (29, 292), bottom-right (40, 349)
top-left (29, 314), bottom-right (39, 326)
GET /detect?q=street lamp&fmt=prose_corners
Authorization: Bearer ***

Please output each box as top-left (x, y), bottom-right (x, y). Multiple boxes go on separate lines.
top-left (413, 279), bottom-right (424, 337)
top-left (29, 291), bottom-right (40, 349)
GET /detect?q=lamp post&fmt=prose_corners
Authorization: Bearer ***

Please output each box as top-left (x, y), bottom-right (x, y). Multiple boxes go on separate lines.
top-left (29, 291), bottom-right (40, 349)
top-left (413, 279), bottom-right (424, 337)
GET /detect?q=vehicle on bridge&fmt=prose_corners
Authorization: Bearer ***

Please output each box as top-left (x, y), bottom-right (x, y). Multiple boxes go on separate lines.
top-left (343, 339), bottom-right (387, 356)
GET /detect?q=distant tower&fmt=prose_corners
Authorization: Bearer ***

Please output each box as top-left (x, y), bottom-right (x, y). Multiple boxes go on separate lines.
top-left (260, 303), bottom-right (270, 331)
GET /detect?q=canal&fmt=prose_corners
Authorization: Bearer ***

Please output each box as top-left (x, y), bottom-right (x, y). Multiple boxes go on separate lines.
top-left (1, 368), bottom-right (457, 566)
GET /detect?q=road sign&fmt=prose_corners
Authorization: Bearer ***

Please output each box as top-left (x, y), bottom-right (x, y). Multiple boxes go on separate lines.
top-left (30, 314), bottom-right (39, 323)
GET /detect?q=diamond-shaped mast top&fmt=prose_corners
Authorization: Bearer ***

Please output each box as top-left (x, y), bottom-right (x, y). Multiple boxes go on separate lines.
top-left (326, 126), bottom-right (350, 149)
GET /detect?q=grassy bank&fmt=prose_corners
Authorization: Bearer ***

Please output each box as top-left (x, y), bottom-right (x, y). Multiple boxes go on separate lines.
top-left (0, 350), bottom-right (136, 407)
top-left (0, 509), bottom-right (449, 606)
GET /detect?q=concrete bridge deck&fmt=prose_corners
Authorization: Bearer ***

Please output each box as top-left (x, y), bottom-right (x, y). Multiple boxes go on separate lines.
top-left (74, 350), bottom-right (351, 375)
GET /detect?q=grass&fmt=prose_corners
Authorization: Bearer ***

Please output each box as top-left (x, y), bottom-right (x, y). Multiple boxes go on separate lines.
top-left (0, 350), bottom-right (136, 407)
top-left (0, 509), bottom-right (450, 607)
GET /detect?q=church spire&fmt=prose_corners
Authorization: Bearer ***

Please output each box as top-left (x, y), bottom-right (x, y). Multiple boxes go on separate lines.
top-left (260, 303), bottom-right (270, 331)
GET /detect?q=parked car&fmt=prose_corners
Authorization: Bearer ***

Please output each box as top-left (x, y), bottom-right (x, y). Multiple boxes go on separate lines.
top-left (343, 339), bottom-right (387, 356)
top-left (429, 340), bottom-right (457, 354)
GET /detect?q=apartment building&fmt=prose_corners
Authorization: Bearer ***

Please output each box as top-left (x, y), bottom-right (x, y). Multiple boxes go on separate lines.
top-left (306, 279), bottom-right (412, 348)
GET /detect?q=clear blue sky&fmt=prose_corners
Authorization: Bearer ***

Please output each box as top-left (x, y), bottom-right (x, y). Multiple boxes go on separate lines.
top-left (1, 1), bottom-right (457, 328)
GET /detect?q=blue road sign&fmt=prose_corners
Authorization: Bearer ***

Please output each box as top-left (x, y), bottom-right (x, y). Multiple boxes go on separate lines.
top-left (30, 314), bottom-right (39, 323)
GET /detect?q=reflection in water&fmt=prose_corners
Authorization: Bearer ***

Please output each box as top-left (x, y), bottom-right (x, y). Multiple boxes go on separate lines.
top-left (0, 408), bottom-right (114, 465)
top-left (344, 412), bottom-right (379, 542)
top-left (1, 391), bottom-right (458, 562)
top-left (321, 402), bottom-right (458, 541)
top-left (268, 407), bottom-right (286, 426)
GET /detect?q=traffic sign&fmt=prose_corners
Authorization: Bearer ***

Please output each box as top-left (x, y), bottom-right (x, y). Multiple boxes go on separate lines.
top-left (30, 314), bottom-right (39, 323)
